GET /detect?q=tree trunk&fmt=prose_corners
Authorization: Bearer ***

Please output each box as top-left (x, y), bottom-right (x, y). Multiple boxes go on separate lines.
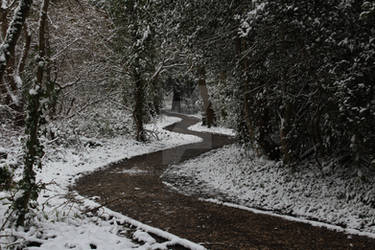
top-left (236, 37), bottom-right (255, 142)
top-left (197, 66), bottom-right (215, 128)
top-left (12, 24), bottom-right (32, 126)
top-left (133, 71), bottom-right (146, 142)
top-left (0, 2), bottom-right (8, 39)
top-left (171, 82), bottom-right (181, 113)
top-left (44, 16), bottom-right (57, 119)
top-left (5, 42), bottom-right (24, 126)
top-left (0, 0), bottom-right (33, 109)
top-left (151, 80), bottom-right (162, 116)
top-left (255, 102), bottom-right (280, 160)
top-left (15, 0), bottom-right (48, 227)
top-left (0, 0), bottom-right (33, 84)
top-left (0, 4), bottom-right (8, 103)
top-left (0, 77), bottom-right (6, 103)
top-left (18, 23), bottom-right (32, 75)
top-left (280, 100), bottom-right (295, 166)
top-left (153, 92), bottom-right (161, 115)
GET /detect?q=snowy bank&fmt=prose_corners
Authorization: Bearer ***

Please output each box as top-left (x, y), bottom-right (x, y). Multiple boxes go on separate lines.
top-left (0, 115), bottom-right (204, 249)
top-left (163, 144), bottom-right (375, 237)
top-left (188, 122), bottom-right (236, 136)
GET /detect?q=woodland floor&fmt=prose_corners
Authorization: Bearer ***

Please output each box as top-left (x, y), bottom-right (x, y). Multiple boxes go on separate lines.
top-left (74, 112), bottom-right (375, 250)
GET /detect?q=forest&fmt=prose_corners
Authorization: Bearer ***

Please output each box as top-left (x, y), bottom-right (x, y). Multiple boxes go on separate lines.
top-left (0, 0), bottom-right (375, 249)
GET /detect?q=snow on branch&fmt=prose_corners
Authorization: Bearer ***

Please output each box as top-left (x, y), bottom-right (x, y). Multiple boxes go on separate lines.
top-left (0, 0), bottom-right (33, 79)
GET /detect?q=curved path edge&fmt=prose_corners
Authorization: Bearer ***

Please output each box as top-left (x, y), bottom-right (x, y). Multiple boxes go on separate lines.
top-left (75, 112), bottom-right (375, 250)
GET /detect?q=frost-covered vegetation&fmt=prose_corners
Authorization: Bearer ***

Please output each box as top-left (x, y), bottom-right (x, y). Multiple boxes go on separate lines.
top-left (0, 0), bottom-right (374, 248)
top-left (178, 0), bottom-right (375, 169)
top-left (0, 109), bottom-right (201, 248)
top-left (164, 144), bottom-right (375, 234)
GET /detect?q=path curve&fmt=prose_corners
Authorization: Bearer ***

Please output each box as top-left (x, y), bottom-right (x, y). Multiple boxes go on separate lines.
top-left (75, 112), bottom-right (375, 249)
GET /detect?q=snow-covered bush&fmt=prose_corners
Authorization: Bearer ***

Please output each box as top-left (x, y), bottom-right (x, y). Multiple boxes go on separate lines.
top-left (232, 0), bottom-right (375, 167)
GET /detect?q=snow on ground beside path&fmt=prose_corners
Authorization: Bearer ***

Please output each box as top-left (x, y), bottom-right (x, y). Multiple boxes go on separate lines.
top-left (26, 219), bottom-right (138, 250)
top-left (39, 115), bottom-right (201, 193)
top-left (188, 122), bottom-right (236, 136)
top-left (163, 144), bottom-right (375, 236)
top-left (0, 115), bottom-right (204, 250)
top-left (172, 110), bottom-right (236, 136)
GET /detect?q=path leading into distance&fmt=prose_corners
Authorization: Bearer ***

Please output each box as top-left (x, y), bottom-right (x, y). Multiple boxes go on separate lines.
top-left (75, 112), bottom-right (375, 249)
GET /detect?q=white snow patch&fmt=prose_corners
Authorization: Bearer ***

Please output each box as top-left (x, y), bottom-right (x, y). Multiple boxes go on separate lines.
top-left (0, 114), bottom-right (204, 250)
top-left (188, 122), bottom-right (236, 136)
top-left (116, 167), bottom-right (149, 175)
top-left (145, 115), bottom-right (203, 145)
top-left (163, 144), bottom-right (375, 236)
top-left (133, 230), bottom-right (157, 244)
top-left (0, 52), bottom-right (5, 63)
top-left (14, 74), bottom-right (22, 89)
top-left (29, 86), bottom-right (39, 96)
top-left (27, 220), bottom-right (137, 250)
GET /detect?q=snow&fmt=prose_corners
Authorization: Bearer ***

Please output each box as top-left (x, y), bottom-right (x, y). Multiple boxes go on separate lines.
top-left (163, 144), bottom-right (375, 236)
top-left (166, 110), bottom-right (236, 136)
top-left (14, 74), bottom-right (22, 89)
top-left (98, 207), bottom-right (206, 250)
top-left (26, 220), bottom-right (137, 250)
top-left (4, 108), bottom-right (374, 247)
top-left (188, 122), bottom-right (236, 136)
top-left (38, 115), bottom-right (201, 192)
top-left (29, 86), bottom-right (40, 96)
top-left (0, 51), bottom-right (5, 63)
top-left (0, 115), bottom-right (204, 249)
top-left (115, 168), bottom-right (148, 175)
top-left (133, 230), bottom-right (157, 245)
top-left (1, 1), bottom-right (7, 10)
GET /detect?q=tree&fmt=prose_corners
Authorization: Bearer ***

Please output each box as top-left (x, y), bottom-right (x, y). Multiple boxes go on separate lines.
top-left (14, 0), bottom-right (49, 227)
top-left (106, 0), bottom-right (164, 141)
top-left (0, 0), bottom-right (33, 124)
top-left (168, 0), bottom-right (251, 127)
top-left (234, 0), bottom-right (375, 167)
top-left (197, 66), bottom-right (216, 127)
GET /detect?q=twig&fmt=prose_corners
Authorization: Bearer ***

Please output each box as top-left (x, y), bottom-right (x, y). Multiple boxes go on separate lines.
top-left (145, 129), bottom-right (160, 141)
top-left (51, 38), bottom-right (81, 60)
top-left (0, 209), bottom-right (15, 232)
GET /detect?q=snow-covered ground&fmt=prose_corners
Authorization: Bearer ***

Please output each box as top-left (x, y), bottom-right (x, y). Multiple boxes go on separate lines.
top-left (188, 122), bottom-right (236, 136)
top-left (163, 144), bottom-right (375, 237)
top-left (168, 110), bottom-right (236, 136)
top-left (0, 115), bottom-right (204, 250)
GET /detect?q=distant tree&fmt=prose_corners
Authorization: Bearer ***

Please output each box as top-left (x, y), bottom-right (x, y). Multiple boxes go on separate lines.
top-left (160, 0), bottom-right (239, 126)
top-left (170, 78), bottom-right (182, 113)
top-left (197, 66), bottom-right (216, 127)
top-left (106, 0), bottom-right (165, 141)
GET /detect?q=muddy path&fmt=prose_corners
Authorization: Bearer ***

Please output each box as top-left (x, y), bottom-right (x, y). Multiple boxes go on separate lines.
top-left (75, 112), bottom-right (375, 249)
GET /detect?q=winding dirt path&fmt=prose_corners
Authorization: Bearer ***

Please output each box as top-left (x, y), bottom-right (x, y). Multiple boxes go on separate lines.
top-left (75, 112), bottom-right (375, 249)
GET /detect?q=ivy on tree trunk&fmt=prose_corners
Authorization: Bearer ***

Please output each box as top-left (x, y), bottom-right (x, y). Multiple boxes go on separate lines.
top-left (14, 0), bottom-right (49, 227)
